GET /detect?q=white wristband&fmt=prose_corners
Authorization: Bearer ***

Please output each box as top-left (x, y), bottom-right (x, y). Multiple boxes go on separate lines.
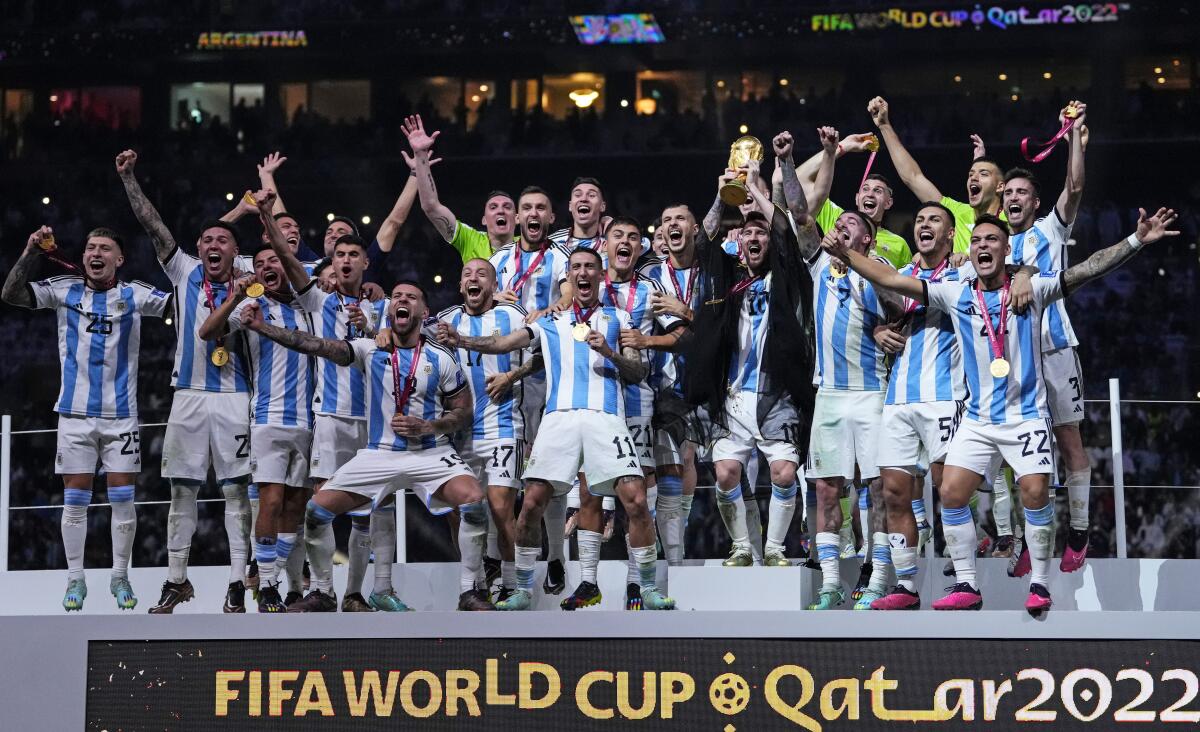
top-left (1126, 233), bottom-right (1143, 250)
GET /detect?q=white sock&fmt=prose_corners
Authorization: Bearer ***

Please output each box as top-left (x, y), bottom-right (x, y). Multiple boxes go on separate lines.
top-left (167, 480), bottom-right (200, 583)
top-left (868, 531), bottom-right (891, 593)
top-left (304, 502), bottom-right (336, 594)
top-left (276, 532), bottom-right (297, 591)
top-left (458, 503), bottom-right (487, 593)
top-left (815, 531), bottom-right (840, 590)
top-left (248, 483), bottom-right (260, 546)
top-left (285, 525), bottom-right (305, 592)
top-left (515, 545), bottom-right (540, 593)
top-left (716, 485), bottom-right (750, 552)
top-left (254, 537), bottom-right (278, 587)
top-left (744, 489), bottom-right (763, 561)
top-left (655, 494), bottom-right (683, 565)
top-left (1025, 503), bottom-right (1055, 586)
top-left (1065, 469), bottom-right (1091, 531)
top-left (577, 529), bottom-right (601, 584)
top-left (62, 488), bottom-right (91, 581)
top-left (631, 544), bottom-right (658, 592)
top-left (345, 516), bottom-right (370, 596)
top-left (856, 486), bottom-right (871, 558)
top-left (992, 471), bottom-right (1013, 536)
top-left (371, 508), bottom-right (396, 594)
top-left (942, 505), bottom-right (978, 589)
top-left (221, 481), bottom-right (250, 584)
top-left (625, 534), bottom-right (639, 585)
top-left (107, 485), bottom-right (135, 578)
top-left (501, 560), bottom-right (517, 589)
top-left (681, 493), bottom-right (694, 521)
top-left (485, 506), bottom-right (500, 559)
top-left (889, 533), bottom-right (918, 593)
top-left (543, 493), bottom-right (567, 562)
top-left (765, 482), bottom-right (798, 554)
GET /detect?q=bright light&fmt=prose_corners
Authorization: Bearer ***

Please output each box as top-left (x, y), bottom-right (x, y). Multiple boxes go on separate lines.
top-left (41, 196), bottom-right (50, 205)
top-left (1154, 66), bottom-right (1163, 74)
top-left (716, 80), bottom-right (726, 88)
top-left (779, 78), bottom-right (789, 86)
top-left (1173, 59), bottom-right (1181, 67)
top-left (647, 224), bottom-right (655, 233)
top-left (953, 75), bottom-right (962, 83)
top-left (326, 213), bottom-right (335, 222)
top-left (164, 317), bottom-right (173, 326)
top-left (361, 216), bottom-right (371, 225)
top-left (1158, 268), bottom-right (1166, 276)
top-left (619, 99), bottom-right (629, 108)
top-left (479, 84), bottom-right (489, 92)
top-left (568, 89), bottom-right (599, 108)
top-left (738, 124), bottom-right (749, 134)
top-left (635, 98), bottom-right (656, 115)
top-left (470, 94), bottom-right (480, 103)
top-left (49, 94), bottom-right (58, 102)
top-left (1043, 71), bottom-right (1052, 79)
top-left (225, 192), bottom-right (234, 201)
top-left (998, 73), bottom-right (1008, 81)
top-left (1011, 94), bottom-right (1019, 102)
top-left (1157, 77), bottom-right (1167, 84)
top-left (433, 274), bottom-right (443, 284)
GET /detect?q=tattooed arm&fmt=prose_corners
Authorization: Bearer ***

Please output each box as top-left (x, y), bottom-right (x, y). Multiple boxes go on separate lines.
top-left (242, 301), bottom-right (354, 365)
top-left (400, 114), bottom-right (458, 242)
top-left (485, 354), bottom-right (544, 402)
top-left (437, 320), bottom-right (533, 354)
top-left (1063, 207), bottom-right (1177, 294)
top-left (431, 387), bottom-right (473, 435)
top-left (115, 150), bottom-right (177, 262)
top-left (586, 329), bottom-right (648, 383)
top-left (1, 229), bottom-right (46, 307)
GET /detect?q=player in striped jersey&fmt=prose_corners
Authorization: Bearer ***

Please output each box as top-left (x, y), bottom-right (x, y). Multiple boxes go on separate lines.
top-left (199, 238), bottom-right (316, 613)
top-left (550, 177), bottom-right (607, 253)
top-left (827, 207), bottom-right (1178, 614)
top-left (437, 259), bottom-right (539, 602)
top-left (115, 150), bottom-right (256, 614)
top-left (262, 213), bottom-right (399, 612)
top-left (402, 114), bottom-right (517, 263)
top-left (441, 248), bottom-right (674, 611)
top-left (564, 216), bottom-right (684, 610)
top-left (869, 202), bottom-right (966, 610)
top-left (3, 225), bottom-right (170, 611)
top-left (241, 282), bottom-right (495, 612)
top-left (1001, 101), bottom-right (1093, 572)
top-left (869, 96), bottom-right (1001, 254)
top-left (806, 208), bottom-right (890, 609)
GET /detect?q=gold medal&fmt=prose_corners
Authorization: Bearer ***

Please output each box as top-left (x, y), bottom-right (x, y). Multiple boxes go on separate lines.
top-left (864, 133), bottom-right (880, 152)
top-left (245, 282), bottom-right (265, 298)
top-left (989, 357), bottom-right (1010, 379)
top-left (1064, 104), bottom-right (1080, 119)
top-left (572, 323), bottom-right (590, 342)
top-left (38, 234), bottom-right (57, 252)
top-left (211, 346), bottom-right (230, 367)
top-left (830, 266), bottom-right (847, 279)
top-left (242, 192), bottom-right (257, 206)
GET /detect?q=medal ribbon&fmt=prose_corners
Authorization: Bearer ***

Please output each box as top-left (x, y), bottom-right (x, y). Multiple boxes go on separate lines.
top-left (391, 337), bottom-right (424, 415)
top-left (904, 258), bottom-right (950, 313)
top-left (667, 260), bottom-right (696, 306)
top-left (509, 245), bottom-right (548, 297)
top-left (336, 290), bottom-right (360, 338)
top-left (202, 275), bottom-right (228, 355)
top-left (603, 273), bottom-right (638, 314)
top-left (974, 276), bottom-right (1010, 367)
top-left (728, 275), bottom-right (762, 298)
top-left (1020, 112), bottom-right (1077, 164)
top-left (39, 241), bottom-right (117, 289)
top-left (572, 300), bottom-right (601, 330)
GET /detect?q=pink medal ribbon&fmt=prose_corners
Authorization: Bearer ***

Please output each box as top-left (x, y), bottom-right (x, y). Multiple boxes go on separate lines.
top-left (1020, 109), bottom-right (1078, 163)
top-left (604, 273), bottom-right (638, 314)
top-left (904, 259), bottom-right (950, 313)
top-left (974, 277), bottom-right (1011, 378)
top-left (667, 260), bottom-right (696, 306)
top-left (391, 337), bottom-right (424, 414)
top-left (508, 246), bottom-right (548, 296)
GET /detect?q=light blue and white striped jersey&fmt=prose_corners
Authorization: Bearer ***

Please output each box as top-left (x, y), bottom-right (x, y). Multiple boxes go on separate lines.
top-left (885, 263), bottom-right (965, 405)
top-left (728, 276), bottom-right (772, 393)
top-left (605, 275), bottom-right (683, 418)
top-left (162, 248), bottom-right (250, 393)
top-left (1007, 212), bottom-right (1078, 352)
top-left (437, 303), bottom-right (528, 441)
top-left (925, 272), bottom-right (1064, 425)
top-left (808, 251), bottom-right (889, 391)
top-left (349, 337), bottom-right (466, 452)
top-left (295, 280), bottom-right (387, 420)
top-left (529, 306), bottom-right (635, 417)
top-left (31, 276), bottom-right (170, 419)
top-left (636, 255), bottom-right (704, 314)
top-left (488, 243), bottom-right (568, 314)
top-left (550, 228), bottom-right (604, 254)
top-left (228, 297), bottom-right (316, 428)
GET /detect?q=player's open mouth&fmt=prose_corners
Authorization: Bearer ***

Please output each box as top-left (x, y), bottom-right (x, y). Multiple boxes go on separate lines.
top-left (746, 243), bottom-right (762, 256)
top-left (918, 229), bottom-right (935, 243)
top-left (525, 220), bottom-right (541, 236)
top-left (395, 305), bottom-right (411, 320)
top-left (286, 235), bottom-right (299, 246)
top-left (87, 259), bottom-right (105, 272)
top-left (978, 251), bottom-right (994, 265)
top-left (861, 197), bottom-right (877, 212)
top-left (206, 252), bottom-right (222, 265)
top-left (576, 203), bottom-right (591, 216)
top-left (668, 226), bottom-right (683, 243)
top-left (262, 271), bottom-right (280, 287)
top-left (341, 265), bottom-right (352, 277)
top-left (615, 245), bottom-right (632, 264)
top-left (495, 216), bottom-right (507, 228)
top-left (968, 182), bottom-right (982, 197)
top-left (1008, 204), bottom-right (1022, 216)
top-left (466, 285), bottom-right (482, 297)
top-left (575, 279), bottom-right (593, 296)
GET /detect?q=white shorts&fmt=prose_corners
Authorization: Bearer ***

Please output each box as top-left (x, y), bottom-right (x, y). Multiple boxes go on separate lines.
top-left (876, 400), bottom-right (964, 474)
top-left (324, 445), bottom-right (475, 515)
top-left (458, 436), bottom-right (524, 489)
top-left (1043, 347), bottom-right (1084, 426)
top-left (249, 424), bottom-right (312, 487)
top-left (161, 390), bottom-right (250, 481)
top-left (524, 410), bottom-right (643, 497)
top-left (627, 416), bottom-right (655, 470)
top-left (945, 417), bottom-right (1056, 481)
top-left (711, 390), bottom-right (800, 468)
top-left (55, 414), bottom-right (141, 475)
top-left (520, 377), bottom-right (546, 444)
top-left (652, 428), bottom-right (683, 469)
top-left (806, 388), bottom-right (884, 481)
top-left (309, 414), bottom-right (369, 480)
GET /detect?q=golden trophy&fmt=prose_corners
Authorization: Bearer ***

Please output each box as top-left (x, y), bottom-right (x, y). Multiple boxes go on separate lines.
top-left (719, 135), bottom-right (765, 206)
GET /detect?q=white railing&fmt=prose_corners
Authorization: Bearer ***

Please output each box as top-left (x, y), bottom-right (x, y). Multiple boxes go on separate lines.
top-left (2, 378), bottom-right (1198, 570)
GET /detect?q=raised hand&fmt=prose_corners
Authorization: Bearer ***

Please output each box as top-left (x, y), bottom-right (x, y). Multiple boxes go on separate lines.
top-left (115, 149), bottom-right (137, 176)
top-left (1135, 207), bottom-right (1179, 246)
top-left (241, 301), bottom-right (264, 330)
top-left (619, 328), bottom-right (649, 350)
top-left (360, 282), bottom-right (385, 302)
top-left (772, 131), bottom-right (794, 160)
top-left (258, 152), bottom-right (287, 176)
top-left (867, 96), bottom-right (890, 128)
top-left (26, 226), bottom-right (53, 254)
top-left (821, 228), bottom-right (850, 262)
top-left (970, 134), bottom-right (987, 160)
top-left (435, 320), bottom-right (459, 348)
top-left (838, 132), bottom-right (875, 154)
top-left (1062, 100), bottom-right (1088, 127)
top-left (249, 189), bottom-right (276, 215)
top-left (402, 114), bottom-right (440, 155)
top-left (818, 126), bottom-right (840, 155)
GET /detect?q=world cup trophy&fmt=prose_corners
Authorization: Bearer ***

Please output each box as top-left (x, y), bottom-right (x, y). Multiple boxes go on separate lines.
top-left (719, 135), bottom-right (765, 206)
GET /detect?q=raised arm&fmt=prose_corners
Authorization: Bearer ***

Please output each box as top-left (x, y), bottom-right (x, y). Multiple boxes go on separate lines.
top-left (375, 174), bottom-right (421, 253)
top-left (115, 150), bottom-right (177, 262)
top-left (437, 320), bottom-right (532, 354)
top-left (772, 131), bottom-right (809, 226)
top-left (401, 115), bottom-right (457, 242)
top-left (702, 170), bottom-right (739, 242)
top-left (822, 230), bottom-right (925, 302)
top-left (256, 152), bottom-right (288, 215)
top-left (254, 190), bottom-right (309, 290)
top-left (198, 275), bottom-right (252, 340)
top-left (1, 228), bottom-right (46, 307)
top-left (868, 97), bottom-right (943, 203)
top-left (1063, 207), bottom-right (1177, 294)
top-left (242, 301), bottom-right (354, 365)
top-left (1056, 102), bottom-right (1087, 225)
top-left (808, 126), bottom-right (840, 219)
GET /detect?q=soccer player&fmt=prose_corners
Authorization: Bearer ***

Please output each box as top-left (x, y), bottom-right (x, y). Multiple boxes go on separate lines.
top-left (869, 96), bottom-right (1000, 253)
top-left (3, 225), bottom-right (170, 611)
top-left (402, 114), bottom-right (517, 263)
top-left (240, 282), bottom-right (495, 612)
top-left (1001, 101), bottom-right (1092, 572)
top-left (436, 258), bottom-right (540, 602)
top-left (562, 216), bottom-right (685, 610)
top-left (200, 196), bottom-right (316, 613)
top-left (825, 207), bottom-right (1178, 613)
top-left (116, 150), bottom-right (254, 614)
top-left (550, 178), bottom-right (608, 252)
top-left (439, 248), bottom-right (674, 611)
top-left (262, 209), bottom-right (395, 612)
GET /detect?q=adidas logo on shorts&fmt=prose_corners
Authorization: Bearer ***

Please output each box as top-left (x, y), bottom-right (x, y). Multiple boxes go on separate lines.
top-left (1038, 457), bottom-right (1051, 466)
top-left (500, 471), bottom-right (511, 478)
